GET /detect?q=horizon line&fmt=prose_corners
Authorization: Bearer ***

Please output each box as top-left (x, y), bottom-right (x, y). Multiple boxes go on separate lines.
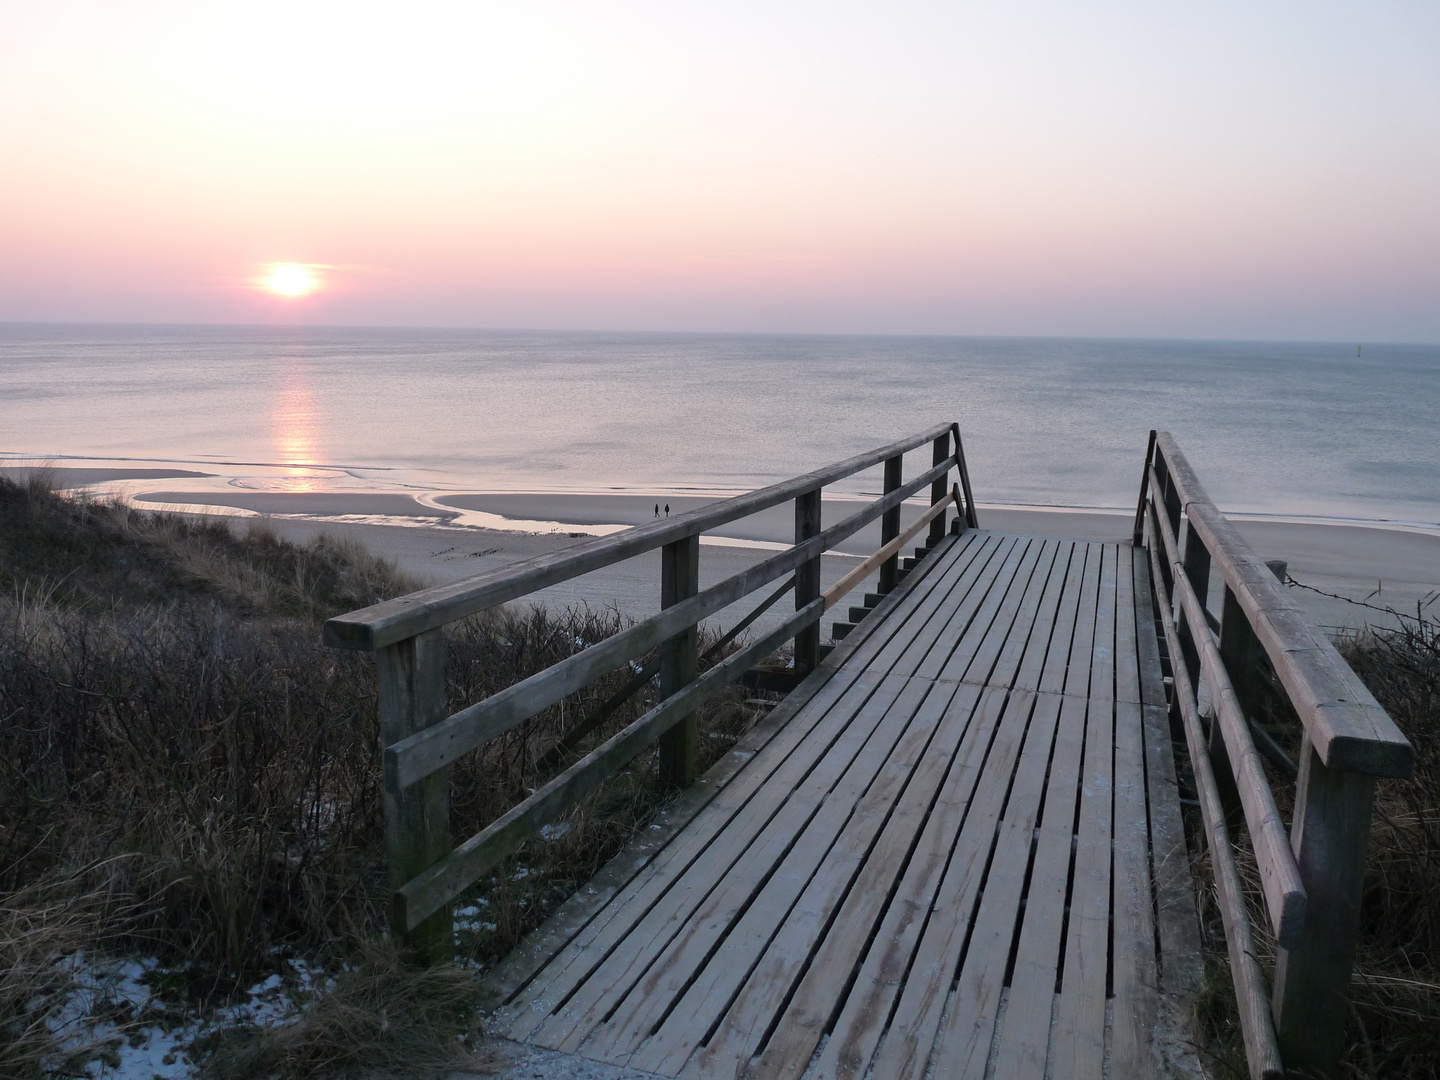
top-left (0, 319), bottom-right (1433, 350)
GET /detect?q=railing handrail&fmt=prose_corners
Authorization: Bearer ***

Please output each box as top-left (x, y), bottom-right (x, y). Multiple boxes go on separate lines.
top-left (382, 473), bottom-right (957, 792)
top-left (1146, 431), bottom-right (1412, 778)
top-left (1138, 431), bottom-right (1414, 1079)
top-left (325, 421), bottom-right (956, 651)
top-left (335, 425), bottom-right (973, 954)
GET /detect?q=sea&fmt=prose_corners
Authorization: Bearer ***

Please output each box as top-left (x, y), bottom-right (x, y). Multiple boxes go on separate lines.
top-left (2, 323), bottom-right (1438, 528)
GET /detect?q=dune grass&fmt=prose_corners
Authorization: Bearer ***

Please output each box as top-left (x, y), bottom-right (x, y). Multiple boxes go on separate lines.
top-left (1188, 613), bottom-right (1439, 1079)
top-left (0, 474), bottom-right (762, 1076)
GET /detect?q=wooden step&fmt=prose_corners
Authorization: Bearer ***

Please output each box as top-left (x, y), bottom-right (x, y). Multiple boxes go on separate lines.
top-left (832, 622), bottom-right (855, 641)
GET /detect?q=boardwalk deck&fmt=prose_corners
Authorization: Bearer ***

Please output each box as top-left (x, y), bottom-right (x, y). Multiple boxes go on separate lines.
top-left (481, 528), bottom-right (1197, 1078)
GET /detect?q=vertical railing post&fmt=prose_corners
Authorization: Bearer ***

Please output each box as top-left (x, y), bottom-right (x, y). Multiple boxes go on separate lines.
top-left (1216, 563), bottom-right (1289, 834)
top-left (1133, 430), bottom-right (1157, 545)
top-left (658, 534), bottom-right (700, 787)
top-left (793, 489), bottom-right (822, 674)
top-left (878, 454), bottom-right (903, 592)
top-left (928, 432), bottom-right (951, 544)
top-left (375, 628), bottom-right (452, 965)
top-left (1177, 520), bottom-right (1209, 692)
top-left (1272, 743), bottom-right (1378, 1077)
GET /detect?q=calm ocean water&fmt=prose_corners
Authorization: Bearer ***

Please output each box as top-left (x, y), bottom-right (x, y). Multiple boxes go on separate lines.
top-left (2, 323), bottom-right (1438, 526)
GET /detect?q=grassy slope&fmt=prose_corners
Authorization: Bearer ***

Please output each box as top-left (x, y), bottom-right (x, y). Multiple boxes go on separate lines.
top-left (0, 475), bottom-right (760, 1077)
top-left (1189, 616), bottom-right (1439, 1079)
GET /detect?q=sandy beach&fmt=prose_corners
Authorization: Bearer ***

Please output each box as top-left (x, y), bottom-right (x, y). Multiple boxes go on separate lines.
top-left (7, 465), bottom-right (1431, 636)
top-left (84, 480), bottom-right (1438, 638)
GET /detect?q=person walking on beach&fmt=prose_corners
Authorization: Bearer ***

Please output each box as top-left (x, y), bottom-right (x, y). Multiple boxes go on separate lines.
top-left (655, 503), bottom-right (659, 517)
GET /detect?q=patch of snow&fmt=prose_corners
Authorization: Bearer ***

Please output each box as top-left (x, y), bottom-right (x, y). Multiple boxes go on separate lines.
top-left (44, 952), bottom-right (327, 1078)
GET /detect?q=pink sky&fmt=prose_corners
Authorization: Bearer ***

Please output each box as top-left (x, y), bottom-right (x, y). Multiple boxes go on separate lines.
top-left (3, 1), bottom-right (1438, 340)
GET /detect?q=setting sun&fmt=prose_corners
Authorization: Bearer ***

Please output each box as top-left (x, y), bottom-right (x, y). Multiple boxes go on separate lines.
top-left (265, 264), bottom-right (318, 297)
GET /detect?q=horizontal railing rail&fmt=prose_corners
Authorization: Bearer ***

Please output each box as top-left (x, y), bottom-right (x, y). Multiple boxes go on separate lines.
top-left (326, 422), bottom-right (958, 651)
top-left (326, 426), bottom-right (976, 962)
top-left (1136, 431), bottom-right (1413, 1080)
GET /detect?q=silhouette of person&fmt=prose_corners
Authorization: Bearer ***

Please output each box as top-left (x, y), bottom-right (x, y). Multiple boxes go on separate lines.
top-left (665, 504), bottom-right (670, 516)
top-left (654, 503), bottom-right (659, 517)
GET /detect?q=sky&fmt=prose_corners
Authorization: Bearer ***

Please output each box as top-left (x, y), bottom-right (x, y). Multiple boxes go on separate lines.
top-left (1, 0), bottom-right (1438, 340)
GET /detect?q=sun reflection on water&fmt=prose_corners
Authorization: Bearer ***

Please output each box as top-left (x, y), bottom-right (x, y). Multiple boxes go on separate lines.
top-left (270, 360), bottom-right (325, 492)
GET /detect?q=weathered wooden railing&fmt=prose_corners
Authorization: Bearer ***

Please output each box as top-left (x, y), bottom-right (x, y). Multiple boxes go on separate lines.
top-left (325, 425), bottom-right (978, 963)
top-left (1135, 431), bottom-right (1413, 1080)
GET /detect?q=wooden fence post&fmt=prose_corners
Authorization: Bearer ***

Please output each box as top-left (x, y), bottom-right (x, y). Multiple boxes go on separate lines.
top-left (793, 489), bottom-right (822, 674)
top-left (878, 454), bottom-right (903, 592)
top-left (658, 534), bottom-right (700, 787)
top-left (375, 628), bottom-right (452, 965)
top-left (1272, 742), bottom-right (1378, 1077)
top-left (1177, 520), bottom-right (1209, 691)
top-left (928, 433), bottom-right (950, 544)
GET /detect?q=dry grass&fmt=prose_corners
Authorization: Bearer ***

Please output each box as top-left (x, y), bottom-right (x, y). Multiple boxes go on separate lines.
top-left (0, 475), bottom-right (765, 1075)
top-left (195, 943), bottom-right (488, 1080)
top-left (0, 880), bottom-right (104, 1080)
top-left (1185, 613), bottom-right (1440, 1079)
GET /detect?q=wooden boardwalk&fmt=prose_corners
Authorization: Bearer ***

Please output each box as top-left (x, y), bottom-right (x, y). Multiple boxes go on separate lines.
top-left (481, 527), bottom-right (1198, 1079)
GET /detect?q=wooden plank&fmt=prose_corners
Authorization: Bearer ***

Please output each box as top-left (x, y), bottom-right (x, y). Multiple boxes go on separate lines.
top-left (912, 537), bottom-right (1036, 683)
top-left (478, 659), bottom-right (832, 1012)
top-left (397, 601), bottom-right (823, 932)
top-left (844, 689), bottom-right (1040, 1079)
top-left (1050, 692), bottom-right (1114, 1080)
top-left (778, 685), bottom-right (1017, 1079)
top-left (926, 692), bottom-right (1063, 1080)
top-left (529, 672), bottom-right (921, 1053)
top-left (1036, 539), bottom-right (1090, 696)
top-left (689, 682), bottom-right (987, 1079)
top-left (1111, 699), bottom-right (1159, 1079)
top-left (989, 694), bottom-right (1088, 1080)
top-left (1089, 544), bottom-right (1119, 706)
top-left (494, 664), bottom-right (890, 1039)
top-left (326, 424), bottom-right (955, 650)
top-left (623, 677), bottom-right (961, 1075)
top-left (862, 533), bottom-right (1016, 678)
top-left (941, 538), bottom-right (1059, 687)
top-left (916, 537), bottom-right (1043, 685)
top-left (1011, 540), bottom-right (1079, 692)
top-left (496, 534), bottom-right (968, 1032)
top-left (818, 529), bottom-right (967, 676)
top-left (824, 531), bottom-right (981, 678)
top-left (1131, 548), bottom-right (1203, 997)
top-left (495, 538), bottom-right (967, 1036)
top-left (822, 490), bottom-right (956, 609)
top-left (1114, 542), bottom-right (1141, 705)
top-left (1061, 541), bottom-right (1104, 701)
top-left (582, 674), bottom-right (936, 1066)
